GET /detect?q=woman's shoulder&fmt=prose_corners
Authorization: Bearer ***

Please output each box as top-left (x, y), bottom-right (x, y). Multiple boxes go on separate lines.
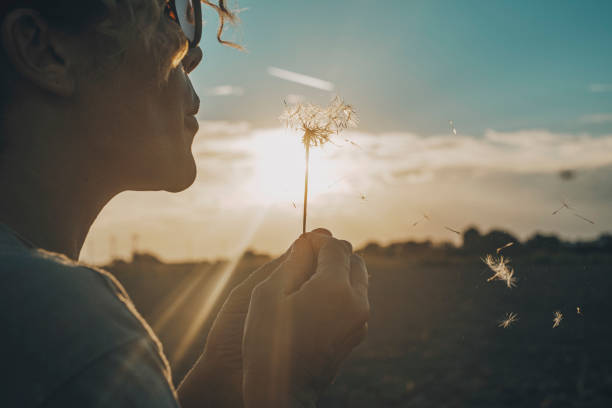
top-left (0, 244), bottom-right (174, 406)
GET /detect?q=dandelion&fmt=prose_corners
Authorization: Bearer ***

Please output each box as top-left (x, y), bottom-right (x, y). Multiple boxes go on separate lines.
top-left (449, 120), bottom-right (457, 135)
top-left (444, 226), bottom-right (461, 235)
top-left (498, 312), bottom-right (518, 328)
top-left (280, 96), bottom-right (358, 233)
top-left (482, 254), bottom-right (517, 288)
top-left (553, 311), bottom-right (563, 328)
top-left (496, 242), bottom-right (515, 254)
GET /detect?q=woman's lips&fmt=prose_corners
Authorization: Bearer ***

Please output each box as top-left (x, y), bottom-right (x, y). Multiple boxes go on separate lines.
top-left (185, 115), bottom-right (199, 134)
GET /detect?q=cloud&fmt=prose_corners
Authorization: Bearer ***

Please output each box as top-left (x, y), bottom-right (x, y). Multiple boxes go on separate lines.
top-left (267, 66), bottom-right (335, 91)
top-left (207, 85), bottom-right (245, 96)
top-left (588, 83), bottom-right (612, 93)
top-left (194, 121), bottom-right (251, 140)
top-left (86, 123), bottom-right (612, 262)
top-left (580, 113), bottom-right (612, 124)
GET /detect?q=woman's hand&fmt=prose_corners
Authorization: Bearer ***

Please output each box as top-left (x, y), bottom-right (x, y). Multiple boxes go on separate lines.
top-left (178, 229), bottom-right (335, 408)
top-left (242, 233), bottom-right (370, 407)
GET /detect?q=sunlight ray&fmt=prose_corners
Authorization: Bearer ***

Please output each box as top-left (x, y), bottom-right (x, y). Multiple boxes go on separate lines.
top-left (171, 206), bottom-right (271, 364)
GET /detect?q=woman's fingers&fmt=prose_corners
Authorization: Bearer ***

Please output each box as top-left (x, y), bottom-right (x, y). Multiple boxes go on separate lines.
top-left (349, 253), bottom-right (369, 300)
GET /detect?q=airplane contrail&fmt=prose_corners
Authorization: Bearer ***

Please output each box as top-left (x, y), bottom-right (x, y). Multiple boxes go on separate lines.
top-left (267, 66), bottom-right (335, 91)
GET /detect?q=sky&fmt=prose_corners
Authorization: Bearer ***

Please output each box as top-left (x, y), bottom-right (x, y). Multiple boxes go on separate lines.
top-left (81, 0), bottom-right (612, 263)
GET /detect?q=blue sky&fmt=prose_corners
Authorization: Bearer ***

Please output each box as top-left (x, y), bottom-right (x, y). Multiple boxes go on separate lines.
top-left (193, 0), bottom-right (612, 136)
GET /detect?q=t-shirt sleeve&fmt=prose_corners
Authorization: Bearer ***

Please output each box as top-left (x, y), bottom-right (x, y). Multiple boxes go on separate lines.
top-left (41, 336), bottom-right (181, 408)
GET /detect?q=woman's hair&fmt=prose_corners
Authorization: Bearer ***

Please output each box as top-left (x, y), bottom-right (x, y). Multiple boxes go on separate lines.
top-left (1, 0), bottom-right (239, 83)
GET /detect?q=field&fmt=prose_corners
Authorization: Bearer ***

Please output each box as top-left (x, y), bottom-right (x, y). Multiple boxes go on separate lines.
top-left (108, 231), bottom-right (612, 407)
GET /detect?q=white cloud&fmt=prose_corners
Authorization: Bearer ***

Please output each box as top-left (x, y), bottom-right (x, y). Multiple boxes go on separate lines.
top-left (580, 113), bottom-right (612, 124)
top-left (267, 66), bottom-right (335, 91)
top-left (207, 85), bottom-right (245, 96)
top-left (588, 83), bottom-right (612, 93)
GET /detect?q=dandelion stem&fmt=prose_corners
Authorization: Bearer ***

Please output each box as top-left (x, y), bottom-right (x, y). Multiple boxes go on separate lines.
top-left (302, 142), bottom-right (310, 234)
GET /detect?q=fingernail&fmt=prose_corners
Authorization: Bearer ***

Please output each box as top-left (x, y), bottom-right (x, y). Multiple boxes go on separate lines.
top-left (310, 227), bottom-right (332, 236)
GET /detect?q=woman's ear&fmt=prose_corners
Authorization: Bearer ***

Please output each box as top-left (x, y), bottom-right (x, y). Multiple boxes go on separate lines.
top-left (1, 8), bottom-right (75, 97)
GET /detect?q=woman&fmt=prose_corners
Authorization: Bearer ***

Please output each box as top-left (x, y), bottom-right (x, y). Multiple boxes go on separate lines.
top-left (0, 0), bottom-right (370, 407)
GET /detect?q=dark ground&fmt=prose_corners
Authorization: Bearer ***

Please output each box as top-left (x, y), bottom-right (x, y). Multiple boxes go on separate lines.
top-left (107, 230), bottom-right (612, 407)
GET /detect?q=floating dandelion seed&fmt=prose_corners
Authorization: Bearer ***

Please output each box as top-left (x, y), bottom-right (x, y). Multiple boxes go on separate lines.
top-left (292, 201), bottom-right (297, 209)
top-left (576, 306), bottom-right (582, 315)
top-left (496, 242), bottom-right (515, 254)
top-left (412, 213), bottom-right (431, 227)
top-left (345, 138), bottom-right (362, 149)
top-left (552, 199), bottom-right (574, 215)
top-left (449, 120), bottom-right (457, 135)
top-left (551, 199), bottom-right (595, 224)
top-left (498, 312), bottom-right (518, 328)
top-left (326, 175), bottom-right (349, 189)
top-left (360, 194), bottom-right (367, 201)
top-left (444, 226), bottom-right (461, 235)
top-left (553, 311), bottom-right (563, 328)
top-left (482, 254), bottom-right (517, 288)
top-left (280, 96), bottom-right (358, 233)
top-left (573, 213), bottom-right (595, 225)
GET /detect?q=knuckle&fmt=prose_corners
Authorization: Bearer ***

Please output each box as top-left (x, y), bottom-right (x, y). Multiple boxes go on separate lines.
top-left (339, 239), bottom-right (353, 253)
top-left (351, 296), bottom-right (371, 323)
top-left (351, 253), bottom-right (366, 269)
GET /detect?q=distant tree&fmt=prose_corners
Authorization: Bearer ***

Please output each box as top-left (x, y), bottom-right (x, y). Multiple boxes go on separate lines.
top-left (363, 242), bottom-right (383, 256)
top-left (462, 227), bottom-right (482, 252)
top-left (401, 240), bottom-right (432, 254)
top-left (131, 252), bottom-right (162, 265)
top-left (596, 233), bottom-right (612, 251)
top-left (482, 229), bottom-right (519, 251)
top-left (526, 233), bottom-right (561, 251)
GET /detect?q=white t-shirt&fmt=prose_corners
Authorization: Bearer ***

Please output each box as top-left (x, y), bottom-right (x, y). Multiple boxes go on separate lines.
top-left (0, 223), bottom-right (180, 407)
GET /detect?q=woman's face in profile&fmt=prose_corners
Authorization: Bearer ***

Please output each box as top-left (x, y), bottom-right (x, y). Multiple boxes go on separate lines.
top-left (80, 9), bottom-right (202, 194)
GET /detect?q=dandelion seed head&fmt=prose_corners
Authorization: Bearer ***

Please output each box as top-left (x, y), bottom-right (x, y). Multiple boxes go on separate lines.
top-left (280, 96), bottom-right (358, 147)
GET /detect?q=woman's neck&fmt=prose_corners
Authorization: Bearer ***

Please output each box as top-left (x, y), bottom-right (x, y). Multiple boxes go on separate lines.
top-left (0, 148), bottom-right (117, 260)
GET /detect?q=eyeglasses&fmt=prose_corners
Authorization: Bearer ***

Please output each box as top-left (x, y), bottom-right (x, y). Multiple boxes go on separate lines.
top-left (165, 0), bottom-right (202, 48)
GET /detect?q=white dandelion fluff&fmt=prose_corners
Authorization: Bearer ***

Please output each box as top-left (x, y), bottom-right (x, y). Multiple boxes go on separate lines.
top-left (482, 254), bottom-right (517, 288)
top-left (498, 312), bottom-right (518, 328)
top-left (280, 96), bottom-right (358, 233)
top-left (553, 311), bottom-right (563, 328)
top-left (280, 96), bottom-right (358, 148)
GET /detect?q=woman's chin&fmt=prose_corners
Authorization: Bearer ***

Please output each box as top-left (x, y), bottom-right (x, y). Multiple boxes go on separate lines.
top-left (163, 158), bottom-right (197, 193)
top-left (132, 155), bottom-right (197, 193)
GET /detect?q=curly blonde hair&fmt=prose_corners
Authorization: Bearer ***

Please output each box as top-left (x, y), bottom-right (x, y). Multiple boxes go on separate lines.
top-left (27, 0), bottom-right (239, 83)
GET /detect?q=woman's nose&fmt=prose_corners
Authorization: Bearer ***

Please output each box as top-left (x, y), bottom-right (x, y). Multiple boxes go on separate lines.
top-left (182, 46), bottom-right (203, 74)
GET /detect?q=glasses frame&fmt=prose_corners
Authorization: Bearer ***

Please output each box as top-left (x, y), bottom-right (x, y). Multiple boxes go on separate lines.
top-left (167, 0), bottom-right (202, 49)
